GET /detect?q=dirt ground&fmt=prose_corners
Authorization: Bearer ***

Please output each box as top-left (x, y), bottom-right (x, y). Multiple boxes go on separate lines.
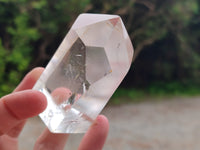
top-left (19, 97), bottom-right (200, 150)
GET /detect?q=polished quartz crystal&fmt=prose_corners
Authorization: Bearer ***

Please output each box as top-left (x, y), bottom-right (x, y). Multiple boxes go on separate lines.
top-left (33, 14), bottom-right (134, 133)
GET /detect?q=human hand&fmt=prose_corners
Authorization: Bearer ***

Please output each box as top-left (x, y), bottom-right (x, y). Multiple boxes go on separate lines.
top-left (0, 67), bottom-right (109, 150)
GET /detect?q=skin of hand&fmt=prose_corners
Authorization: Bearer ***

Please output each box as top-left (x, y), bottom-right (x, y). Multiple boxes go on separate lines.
top-left (0, 67), bottom-right (109, 150)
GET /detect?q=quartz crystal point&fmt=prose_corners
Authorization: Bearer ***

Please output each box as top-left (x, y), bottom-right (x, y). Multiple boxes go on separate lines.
top-left (33, 14), bottom-right (134, 133)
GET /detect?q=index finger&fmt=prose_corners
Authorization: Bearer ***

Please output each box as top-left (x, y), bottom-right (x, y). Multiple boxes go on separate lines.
top-left (5, 67), bottom-right (45, 137)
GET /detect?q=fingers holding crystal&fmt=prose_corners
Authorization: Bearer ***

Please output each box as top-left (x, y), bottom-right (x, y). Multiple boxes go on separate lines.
top-left (34, 88), bottom-right (74, 150)
top-left (34, 115), bottom-right (109, 150)
top-left (2, 67), bottom-right (45, 138)
top-left (0, 90), bottom-right (47, 136)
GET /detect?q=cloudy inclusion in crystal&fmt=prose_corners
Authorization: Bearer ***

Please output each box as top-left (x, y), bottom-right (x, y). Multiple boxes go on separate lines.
top-left (33, 14), bottom-right (133, 133)
top-left (46, 38), bottom-right (111, 96)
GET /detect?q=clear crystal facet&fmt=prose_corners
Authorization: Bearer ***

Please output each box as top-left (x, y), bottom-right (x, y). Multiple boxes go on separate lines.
top-left (33, 13), bottom-right (134, 133)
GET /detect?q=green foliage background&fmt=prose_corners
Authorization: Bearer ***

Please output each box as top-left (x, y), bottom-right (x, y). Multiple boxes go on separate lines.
top-left (0, 0), bottom-right (200, 98)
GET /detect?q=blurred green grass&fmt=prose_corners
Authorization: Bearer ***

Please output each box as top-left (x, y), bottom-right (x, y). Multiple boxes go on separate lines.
top-left (110, 82), bottom-right (200, 105)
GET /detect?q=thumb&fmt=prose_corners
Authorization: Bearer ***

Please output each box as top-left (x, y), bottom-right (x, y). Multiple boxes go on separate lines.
top-left (0, 90), bottom-right (47, 135)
